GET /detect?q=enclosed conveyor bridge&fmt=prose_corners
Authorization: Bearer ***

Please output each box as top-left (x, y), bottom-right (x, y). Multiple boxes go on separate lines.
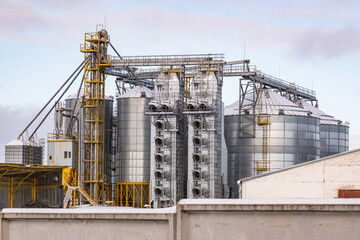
top-left (107, 58), bottom-right (316, 101)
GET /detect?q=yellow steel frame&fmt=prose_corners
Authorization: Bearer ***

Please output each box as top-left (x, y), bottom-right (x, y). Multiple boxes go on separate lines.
top-left (62, 168), bottom-right (78, 207)
top-left (104, 183), bottom-right (112, 203)
top-left (0, 164), bottom-right (66, 208)
top-left (115, 183), bottom-right (150, 208)
top-left (80, 25), bottom-right (110, 204)
top-left (256, 115), bottom-right (270, 172)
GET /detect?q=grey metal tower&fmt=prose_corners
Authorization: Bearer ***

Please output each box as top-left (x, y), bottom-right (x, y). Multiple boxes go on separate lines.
top-left (148, 69), bottom-right (186, 208)
top-left (185, 67), bottom-right (223, 198)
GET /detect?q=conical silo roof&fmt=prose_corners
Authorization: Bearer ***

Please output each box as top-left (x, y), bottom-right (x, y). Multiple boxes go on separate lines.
top-left (117, 85), bottom-right (153, 99)
top-left (6, 139), bottom-right (28, 146)
top-left (225, 89), bottom-right (310, 116)
top-left (296, 99), bottom-right (345, 125)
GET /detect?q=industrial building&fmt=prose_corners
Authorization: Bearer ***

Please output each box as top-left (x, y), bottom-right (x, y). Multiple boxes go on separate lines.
top-left (0, 164), bottom-right (70, 209)
top-left (239, 148), bottom-right (360, 199)
top-left (2, 25), bottom-right (350, 209)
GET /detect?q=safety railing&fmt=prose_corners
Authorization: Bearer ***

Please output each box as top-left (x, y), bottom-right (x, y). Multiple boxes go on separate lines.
top-left (109, 53), bottom-right (225, 66)
top-left (77, 181), bottom-right (97, 206)
top-left (111, 53), bottom-right (224, 61)
top-left (255, 71), bottom-right (316, 98)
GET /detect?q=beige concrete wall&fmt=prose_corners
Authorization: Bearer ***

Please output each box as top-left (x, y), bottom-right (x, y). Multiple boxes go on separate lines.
top-left (2, 199), bottom-right (360, 240)
top-left (178, 201), bottom-right (360, 240)
top-left (241, 150), bottom-right (360, 199)
top-left (0, 210), bottom-right (175, 240)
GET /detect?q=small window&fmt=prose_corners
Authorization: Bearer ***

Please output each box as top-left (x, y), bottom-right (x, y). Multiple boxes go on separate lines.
top-left (64, 151), bottom-right (68, 159)
top-left (49, 156), bottom-right (52, 160)
top-left (68, 152), bottom-right (71, 158)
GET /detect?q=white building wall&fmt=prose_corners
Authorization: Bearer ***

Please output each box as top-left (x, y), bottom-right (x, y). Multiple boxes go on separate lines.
top-left (241, 149), bottom-right (360, 199)
top-left (47, 141), bottom-right (76, 167)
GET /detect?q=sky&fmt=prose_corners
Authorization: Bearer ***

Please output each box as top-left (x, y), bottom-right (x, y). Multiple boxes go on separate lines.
top-left (1, 0), bottom-right (360, 161)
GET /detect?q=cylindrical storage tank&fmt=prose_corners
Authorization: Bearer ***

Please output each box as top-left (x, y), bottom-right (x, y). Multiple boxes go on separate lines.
top-left (64, 92), bottom-right (81, 135)
top-left (224, 89), bottom-right (320, 198)
top-left (5, 139), bottom-right (43, 165)
top-left (297, 100), bottom-right (349, 158)
top-left (104, 96), bottom-right (114, 185)
top-left (65, 91), bottom-right (114, 185)
top-left (116, 86), bottom-right (152, 207)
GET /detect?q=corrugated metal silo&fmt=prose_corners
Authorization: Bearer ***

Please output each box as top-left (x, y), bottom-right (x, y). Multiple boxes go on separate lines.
top-left (5, 139), bottom-right (43, 165)
top-left (297, 100), bottom-right (349, 158)
top-left (116, 86), bottom-right (152, 207)
top-left (224, 89), bottom-right (320, 198)
top-left (65, 91), bottom-right (114, 195)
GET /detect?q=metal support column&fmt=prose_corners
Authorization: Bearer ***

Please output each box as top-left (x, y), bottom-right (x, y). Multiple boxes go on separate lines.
top-left (80, 25), bottom-right (110, 204)
top-left (32, 178), bottom-right (36, 202)
top-left (9, 177), bottom-right (13, 208)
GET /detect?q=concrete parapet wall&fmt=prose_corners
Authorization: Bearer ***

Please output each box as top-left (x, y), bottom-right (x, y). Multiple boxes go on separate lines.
top-left (2, 199), bottom-right (360, 240)
top-left (0, 208), bottom-right (176, 240)
top-left (177, 199), bottom-right (360, 240)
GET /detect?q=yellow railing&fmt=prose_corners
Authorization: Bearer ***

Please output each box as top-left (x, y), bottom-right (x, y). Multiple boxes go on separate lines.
top-left (115, 183), bottom-right (150, 208)
top-left (77, 181), bottom-right (97, 206)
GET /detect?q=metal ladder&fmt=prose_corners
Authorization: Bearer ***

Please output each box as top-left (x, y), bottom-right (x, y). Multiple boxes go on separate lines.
top-left (257, 115), bottom-right (270, 172)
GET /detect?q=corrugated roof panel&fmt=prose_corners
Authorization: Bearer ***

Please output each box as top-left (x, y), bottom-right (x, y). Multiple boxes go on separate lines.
top-left (225, 89), bottom-right (309, 116)
top-left (297, 99), bottom-right (345, 125)
top-left (117, 86), bottom-right (153, 99)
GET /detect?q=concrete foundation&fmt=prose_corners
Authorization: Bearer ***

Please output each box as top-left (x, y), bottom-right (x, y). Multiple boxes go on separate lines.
top-left (2, 199), bottom-right (360, 240)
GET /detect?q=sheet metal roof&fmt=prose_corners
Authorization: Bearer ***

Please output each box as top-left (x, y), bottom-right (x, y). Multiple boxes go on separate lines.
top-left (0, 164), bottom-right (66, 178)
top-left (6, 139), bottom-right (42, 147)
top-left (225, 89), bottom-right (310, 116)
top-left (297, 99), bottom-right (346, 126)
top-left (5, 139), bottom-right (28, 146)
top-left (117, 85), bottom-right (153, 99)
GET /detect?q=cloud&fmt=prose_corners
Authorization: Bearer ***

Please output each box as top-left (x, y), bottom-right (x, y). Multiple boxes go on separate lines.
top-left (1, 0), bottom-right (360, 59)
top-left (292, 27), bottom-right (360, 58)
top-left (0, 0), bottom-right (47, 32)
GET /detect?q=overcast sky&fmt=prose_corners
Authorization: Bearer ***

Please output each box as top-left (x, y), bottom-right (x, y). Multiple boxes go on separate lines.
top-left (1, 0), bottom-right (360, 161)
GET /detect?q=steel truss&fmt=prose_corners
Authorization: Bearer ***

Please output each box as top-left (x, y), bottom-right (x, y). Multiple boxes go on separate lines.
top-left (80, 25), bottom-right (110, 204)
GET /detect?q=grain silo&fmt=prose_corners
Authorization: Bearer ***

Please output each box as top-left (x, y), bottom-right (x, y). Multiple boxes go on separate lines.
top-left (297, 100), bottom-right (349, 158)
top-left (224, 89), bottom-right (320, 198)
top-left (115, 85), bottom-right (152, 207)
top-left (5, 139), bottom-right (43, 165)
top-left (64, 91), bottom-right (114, 190)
